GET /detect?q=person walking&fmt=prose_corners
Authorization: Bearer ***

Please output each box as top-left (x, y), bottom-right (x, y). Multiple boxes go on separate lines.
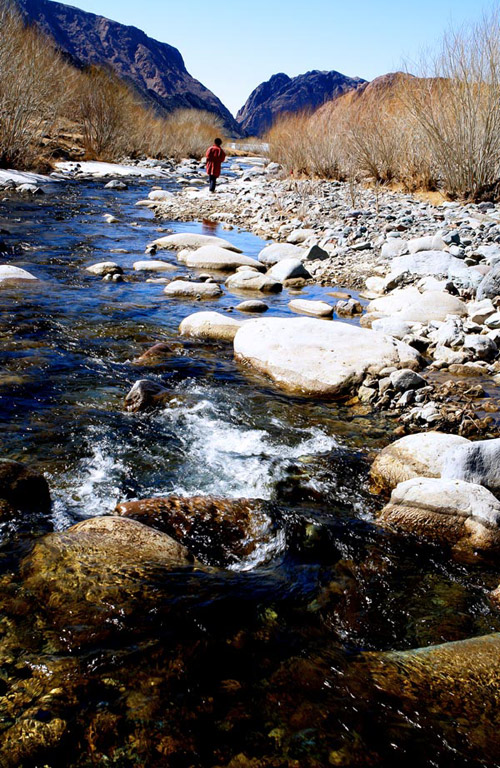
top-left (205, 138), bottom-right (226, 193)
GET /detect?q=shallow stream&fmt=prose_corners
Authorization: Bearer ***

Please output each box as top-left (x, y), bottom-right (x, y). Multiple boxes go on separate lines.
top-left (1, 174), bottom-right (500, 767)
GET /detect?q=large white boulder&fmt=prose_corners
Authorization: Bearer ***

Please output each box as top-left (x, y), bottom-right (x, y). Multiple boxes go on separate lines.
top-left (225, 271), bottom-right (282, 293)
top-left (233, 318), bottom-right (421, 397)
top-left (179, 311), bottom-right (243, 342)
top-left (0, 265), bottom-right (37, 283)
top-left (441, 438), bottom-right (500, 494)
top-left (370, 432), bottom-right (470, 492)
top-left (179, 246), bottom-right (263, 271)
top-left (150, 233), bottom-right (242, 253)
top-left (163, 280), bottom-right (222, 298)
top-left (258, 243), bottom-right (305, 266)
top-left (379, 476), bottom-right (500, 552)
top-left (367, 289), bottom-right (467, 323)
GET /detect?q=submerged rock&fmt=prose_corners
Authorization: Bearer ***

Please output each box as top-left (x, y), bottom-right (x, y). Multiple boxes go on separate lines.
top-left (132, 341), bottom-right (184, 366)
top-left (233, 318), bottom-right (421, 397)
top-left (150, 233), bottom-right (242, 252)
top-left (125, 379), bottom-right (171, 411)
top-left (379, 476), bottom-right (500, 553)
top-left (115, 495), bottom-right (275, 565)
top-left (370, 432), bottom-right (470, 493)
top-left (179, 311), bottom-right (243, 342)
top-left (362, 633), bottom-right (500, 761)
top-left (21, 516), bottom-right (194, 648)
top-left (0, 459), bottom-right (51, 519)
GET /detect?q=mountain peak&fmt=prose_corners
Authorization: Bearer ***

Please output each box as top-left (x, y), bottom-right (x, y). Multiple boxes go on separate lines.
top-left (237, 69), bottom-right (367, 136)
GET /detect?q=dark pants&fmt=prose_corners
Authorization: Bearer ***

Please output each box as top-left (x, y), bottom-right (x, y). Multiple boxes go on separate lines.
top-left (208, 175), bottom-right (217, 193)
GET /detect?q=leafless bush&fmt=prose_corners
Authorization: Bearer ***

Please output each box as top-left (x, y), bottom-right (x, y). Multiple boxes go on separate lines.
top-left (72, 66), bottom-right (139, 159)
top-left (403, 10), bottom-right (500, 199)
top-left (0, 0), bottom-right (69, 168)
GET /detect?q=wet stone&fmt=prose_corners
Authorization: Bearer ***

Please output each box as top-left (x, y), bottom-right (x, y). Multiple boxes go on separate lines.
top-left (115, 495), bottom-right (276, 566)
top-left (21, 516), bottom-right (195, 648)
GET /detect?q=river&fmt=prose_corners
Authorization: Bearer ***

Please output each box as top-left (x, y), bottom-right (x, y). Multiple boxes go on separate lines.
top-left (1, 170), bottom-right (499, 767)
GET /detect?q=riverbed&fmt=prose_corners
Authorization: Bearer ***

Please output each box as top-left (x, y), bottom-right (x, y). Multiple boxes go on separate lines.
top-left (1, 172), bottom-right (500, 767)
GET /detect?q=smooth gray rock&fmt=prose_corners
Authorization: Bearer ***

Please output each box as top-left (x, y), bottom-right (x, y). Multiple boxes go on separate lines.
top-left (180, 246), bottom-right (263, 272)
top-left (233, 318), bottom-right (421, 397)
top-left (370, 432), bottom-right (469, 492)
top-left (267, 258), bottom-right (311, 281)
top-left (441, 438), bottom-right (500, 493)
top-left (226, 271), bottom-right (282, 293)
top-left (151, 233), bottom-right (242, 253)
top-left (0, 265), bottom-right (38, 283)
top-left (179, 311), bottom-right (243, 341)
top-left (379, 477), bottom-right (500, 551)
top-left (477, 263), bottom-right (500, 300)
top-left (235, 300), bottom-right (269, 313)
top-left (389, 368), bottom-right (427, 392)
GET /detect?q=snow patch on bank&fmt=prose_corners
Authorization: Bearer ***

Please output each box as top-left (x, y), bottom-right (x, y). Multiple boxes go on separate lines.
top-left (56, 161), bottom-right (170, 178)
top-left (0, 169), bottom-right (54, 185)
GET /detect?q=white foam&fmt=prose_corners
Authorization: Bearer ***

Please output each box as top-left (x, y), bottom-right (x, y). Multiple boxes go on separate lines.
top-left (160, 393), bottom-right (338, 501)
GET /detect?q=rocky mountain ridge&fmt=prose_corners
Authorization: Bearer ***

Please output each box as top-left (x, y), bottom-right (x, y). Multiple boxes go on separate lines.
top-left (16, 0), bottom-right (241, 134)
top-left (237, 69), bottom-right (366, 136)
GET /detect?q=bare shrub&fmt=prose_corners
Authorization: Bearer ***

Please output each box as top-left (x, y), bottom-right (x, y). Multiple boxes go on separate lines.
top-left (403, 11), bottom-right (500, 199)
top-left (160, 109), bottom-right (225, 160)
top-left (72, 66), bottom-right (139, 159)
top-left (0, 0), bottom-right (69, 168)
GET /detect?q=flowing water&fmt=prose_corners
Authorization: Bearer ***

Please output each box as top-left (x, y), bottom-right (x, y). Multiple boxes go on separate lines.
top-left (1, 173), bottom-right (500, 767)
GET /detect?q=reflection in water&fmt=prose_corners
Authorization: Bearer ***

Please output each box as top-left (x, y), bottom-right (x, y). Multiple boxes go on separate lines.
top-left (0, 177), bottom-right (499, 766)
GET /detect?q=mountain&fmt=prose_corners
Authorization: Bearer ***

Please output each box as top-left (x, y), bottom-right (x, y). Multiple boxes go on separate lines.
top-left (237, 69), bottom-right (366, 136)
top-left (316, 72), bottom-right (416, 115)
top-left (16, 0), bottom-right (241, 135)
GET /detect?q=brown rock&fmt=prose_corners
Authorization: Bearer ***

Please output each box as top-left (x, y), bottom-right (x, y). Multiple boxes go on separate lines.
top-left (115, 495), bottom-right (274, 566)
top-left (21, 516), bottom-right (195, 648)
top-left (132, 341), bottom-right (183, 366)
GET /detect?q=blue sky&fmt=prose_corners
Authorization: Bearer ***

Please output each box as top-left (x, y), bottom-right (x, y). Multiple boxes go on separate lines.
top-left (64, 0), bottom-right (491, 114)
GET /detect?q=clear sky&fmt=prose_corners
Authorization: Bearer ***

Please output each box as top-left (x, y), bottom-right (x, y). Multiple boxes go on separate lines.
top-left (61, 0), bottom-right (492, 115)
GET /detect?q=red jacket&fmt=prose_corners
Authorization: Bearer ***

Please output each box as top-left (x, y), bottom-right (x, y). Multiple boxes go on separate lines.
top-left (206, 145), bottom-right (226, 177)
